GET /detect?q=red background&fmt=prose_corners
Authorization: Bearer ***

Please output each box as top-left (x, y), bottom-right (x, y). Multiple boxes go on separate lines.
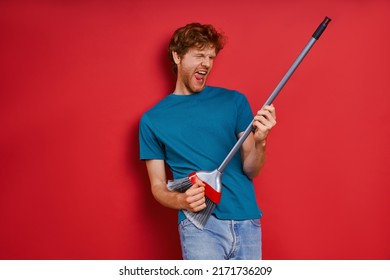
top-left (0, 0), bottom-right (389, 260)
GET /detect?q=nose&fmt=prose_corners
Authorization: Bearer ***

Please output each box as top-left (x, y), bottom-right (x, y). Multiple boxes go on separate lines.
top-left (201, 57), bottom-right (211, 68)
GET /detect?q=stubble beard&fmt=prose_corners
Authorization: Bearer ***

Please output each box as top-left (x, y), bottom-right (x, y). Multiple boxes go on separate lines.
top-left (181, 70), bottom-right (207, 94)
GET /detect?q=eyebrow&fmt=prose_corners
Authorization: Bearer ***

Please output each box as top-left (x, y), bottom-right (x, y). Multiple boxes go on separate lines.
top-left (193, 50), bottom-right (216, 57)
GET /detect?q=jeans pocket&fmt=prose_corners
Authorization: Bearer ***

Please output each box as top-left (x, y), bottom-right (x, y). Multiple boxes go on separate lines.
top-left (250, 218), bottom-right (261, 227)
top-left (179, 218), bottom-right (194, 230)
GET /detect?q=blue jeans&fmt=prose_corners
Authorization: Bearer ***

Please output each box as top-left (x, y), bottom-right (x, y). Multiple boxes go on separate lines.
top-left (178, 215), bottom-right (262, 260)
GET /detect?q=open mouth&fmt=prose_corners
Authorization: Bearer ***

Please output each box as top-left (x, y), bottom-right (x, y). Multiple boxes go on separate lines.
top-left (194, 70), bottom-right (207, 81)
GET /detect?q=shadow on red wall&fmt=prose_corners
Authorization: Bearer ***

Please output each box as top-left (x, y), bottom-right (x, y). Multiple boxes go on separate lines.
top-left (124, 38), bottom-right (181, 259)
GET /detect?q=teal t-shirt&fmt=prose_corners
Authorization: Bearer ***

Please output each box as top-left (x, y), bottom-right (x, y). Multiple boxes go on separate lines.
top-left (139, 86), bottom-right (262, 222)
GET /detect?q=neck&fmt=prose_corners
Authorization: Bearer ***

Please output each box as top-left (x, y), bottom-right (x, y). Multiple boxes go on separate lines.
top-left (173, 81), bottom-right (197, 95)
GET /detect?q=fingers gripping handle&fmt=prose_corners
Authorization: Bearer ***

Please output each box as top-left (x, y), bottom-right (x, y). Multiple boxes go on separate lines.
top-left (312, 16), bottom-right (331, 40)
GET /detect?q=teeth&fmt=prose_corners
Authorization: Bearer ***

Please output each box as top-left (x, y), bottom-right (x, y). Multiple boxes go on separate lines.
top-left (197, 70), bottom-right (207, 75)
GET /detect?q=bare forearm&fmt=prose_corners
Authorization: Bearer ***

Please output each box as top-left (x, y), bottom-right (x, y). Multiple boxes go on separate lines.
top-left (243, 140), bottom-right (267, 179)
top-left (151, 182), bottom-right (185, 210)
top-left (243, 104), bottom-right (276, 178)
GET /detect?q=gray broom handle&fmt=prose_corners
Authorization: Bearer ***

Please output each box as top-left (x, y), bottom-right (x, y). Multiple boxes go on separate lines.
top-left (218, 17), bottom-right (331, 173)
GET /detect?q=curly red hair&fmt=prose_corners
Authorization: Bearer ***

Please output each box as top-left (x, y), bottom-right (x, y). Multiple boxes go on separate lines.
top-left (168, 23), bottom-right (226, 73)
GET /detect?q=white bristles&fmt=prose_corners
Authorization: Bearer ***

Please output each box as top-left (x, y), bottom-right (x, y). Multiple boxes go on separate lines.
top-left (167, 177), bottom-right (193, 192)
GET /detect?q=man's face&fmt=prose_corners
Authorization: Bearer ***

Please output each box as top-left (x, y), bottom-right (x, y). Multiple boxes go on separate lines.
top-left (174, 46), bottom-right (216, 94)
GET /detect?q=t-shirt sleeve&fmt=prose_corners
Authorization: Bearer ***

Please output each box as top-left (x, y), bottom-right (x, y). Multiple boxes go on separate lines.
top-left (139, 114), bottom-right (165, 160)
top-left (235, 92), bottom-right (254, 134)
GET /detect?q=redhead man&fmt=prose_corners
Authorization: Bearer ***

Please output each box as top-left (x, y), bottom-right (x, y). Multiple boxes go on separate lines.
top-left (139, 23), bottom-right (276, 259)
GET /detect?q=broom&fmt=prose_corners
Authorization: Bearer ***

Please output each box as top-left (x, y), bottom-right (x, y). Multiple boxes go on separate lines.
top-left (168, 16), bottom-right (332, 229)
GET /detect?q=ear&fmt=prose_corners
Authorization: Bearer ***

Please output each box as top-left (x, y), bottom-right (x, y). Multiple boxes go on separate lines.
top-left (172, 51), bottom-right (181, 65)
